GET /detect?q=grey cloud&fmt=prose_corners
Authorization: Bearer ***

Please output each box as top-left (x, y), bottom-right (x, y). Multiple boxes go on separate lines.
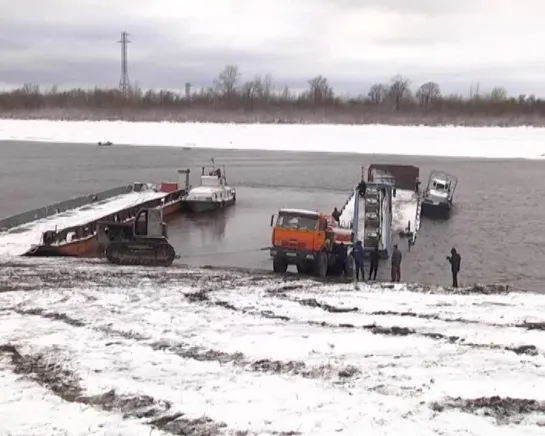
top-left (0, 20), bottom-right (165, 52)
top-left (326, 0), bottom-right (481, 16)
top-left (0, 14), bottom-right (325, 89)
top-left (0, 41), bottom-right (320, 90)
top-left (0, 0), bottom-right (544, 96)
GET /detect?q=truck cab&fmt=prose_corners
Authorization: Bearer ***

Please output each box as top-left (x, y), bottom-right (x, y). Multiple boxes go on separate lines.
top-left (269, 208), bottom-right (353, 277)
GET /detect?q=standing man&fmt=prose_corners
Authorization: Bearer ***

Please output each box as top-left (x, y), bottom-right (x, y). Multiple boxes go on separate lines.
top-left (447, 248), bottom-right (461, 288)
top-left (358, 180), bottom-right (367, 198)
top-left (331, 207), bottom-right (341, 223)
top-left (391, 244), bottom-right (402, 282)
top-left (368, 245), bottom-right (379, 280)
top-left (352, 240), bottom-right (365, 281)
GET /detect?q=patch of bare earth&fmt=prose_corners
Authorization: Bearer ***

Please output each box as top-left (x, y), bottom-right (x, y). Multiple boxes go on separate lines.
top-left (151, 340), bottom-right (360, 381)
top-left (430, 396), bottom-right (545, 426)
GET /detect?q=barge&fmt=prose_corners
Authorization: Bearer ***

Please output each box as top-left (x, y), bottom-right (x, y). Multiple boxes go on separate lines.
top-left (338, 164), bottom-right (422, 258)
top-left (0, 169), bottom-right (191, 258)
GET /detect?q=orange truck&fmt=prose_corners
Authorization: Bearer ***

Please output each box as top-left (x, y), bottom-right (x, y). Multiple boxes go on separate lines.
top-left (269, 208), bottom-right (354, 277)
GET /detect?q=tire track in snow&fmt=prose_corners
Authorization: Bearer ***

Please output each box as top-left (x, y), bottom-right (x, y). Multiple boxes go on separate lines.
top-left (183, 289), bottom-right (542, 357)
top-left (0, 344), bottom-right (227, 436)
top-left (7, 307), bottom-right (361, 383)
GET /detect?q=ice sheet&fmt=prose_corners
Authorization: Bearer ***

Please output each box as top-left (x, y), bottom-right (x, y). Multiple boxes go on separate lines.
top-left (2, 120), bottom-right (545, 159)
top-left (0, 189), bottom-right (167, 256)
top-left (0, 261), bottom-right (544, 435)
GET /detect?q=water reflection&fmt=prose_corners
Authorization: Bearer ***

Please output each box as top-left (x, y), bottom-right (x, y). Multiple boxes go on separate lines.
top-left (168, 207), bottom-right (231, 250)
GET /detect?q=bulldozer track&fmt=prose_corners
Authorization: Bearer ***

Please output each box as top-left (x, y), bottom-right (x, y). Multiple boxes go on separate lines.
top-left (105, 241), bottom-right (176, 267)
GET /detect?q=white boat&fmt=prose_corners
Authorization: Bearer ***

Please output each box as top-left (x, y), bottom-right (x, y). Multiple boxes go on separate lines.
top-left (421, 170), bottom-right (458, 217)
top-left (182, 162), bottom-right (236, 213)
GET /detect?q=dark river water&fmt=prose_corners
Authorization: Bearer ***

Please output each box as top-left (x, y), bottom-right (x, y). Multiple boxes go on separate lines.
top-left (1, 140), bottom-right (544, 293)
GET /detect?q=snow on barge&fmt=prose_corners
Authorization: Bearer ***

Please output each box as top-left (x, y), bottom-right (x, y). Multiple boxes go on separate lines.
top-left (0, 169), bottom-right (191, 258)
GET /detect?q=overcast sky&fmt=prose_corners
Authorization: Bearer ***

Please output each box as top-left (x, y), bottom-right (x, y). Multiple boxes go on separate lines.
top-left (2, 0), bottom-right (545, 96)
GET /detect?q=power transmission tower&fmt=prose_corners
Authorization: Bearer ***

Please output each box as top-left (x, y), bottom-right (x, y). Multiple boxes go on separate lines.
top-left (118, 31), bottom-right (131, 99)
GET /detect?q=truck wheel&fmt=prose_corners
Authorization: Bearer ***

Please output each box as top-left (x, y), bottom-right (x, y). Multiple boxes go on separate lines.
top-left (296, 262), bottom-right (312, 274)
top-left (273, 257), bottom-right (288, 273)
top-left (314, 250), bottom-right (328, 278)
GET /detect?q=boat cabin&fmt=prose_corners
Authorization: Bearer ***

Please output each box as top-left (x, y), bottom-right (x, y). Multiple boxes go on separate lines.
top-left (201, 175), bottom-right (226, 187)
top-left (431, 178), bottom-right (451, 193)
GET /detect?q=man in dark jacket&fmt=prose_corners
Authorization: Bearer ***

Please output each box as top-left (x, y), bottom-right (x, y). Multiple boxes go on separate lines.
top-left (358, 180), bottom-right (367, 198)
top-left (447, 248), bottom-right (461, 287)
top-left (368, 245), bottom-right (379, 280)
top-left (331, 207), bottom-right (341, 223)
top-left (391, 244), bottom-right (402, 282)
top-left (352, 240), bottom-right (365, 281)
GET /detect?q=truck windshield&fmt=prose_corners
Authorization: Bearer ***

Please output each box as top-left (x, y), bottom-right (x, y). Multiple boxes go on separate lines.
top-left (276, 213), bottom-right (318, 230)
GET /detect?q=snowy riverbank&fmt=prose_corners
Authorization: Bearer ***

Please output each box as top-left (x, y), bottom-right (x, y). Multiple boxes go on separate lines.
top-left (1, 120), bottom-right (545, 159)
top-left (0, 258), bottom-right (544, 435)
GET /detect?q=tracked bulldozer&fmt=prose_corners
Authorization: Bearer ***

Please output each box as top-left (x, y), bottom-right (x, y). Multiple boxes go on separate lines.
top-left (97, 208), bottom-right (177, 266)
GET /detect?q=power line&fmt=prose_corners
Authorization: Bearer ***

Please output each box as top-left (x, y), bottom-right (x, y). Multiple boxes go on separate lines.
top-left (118, 31), bottom-right (131, 99)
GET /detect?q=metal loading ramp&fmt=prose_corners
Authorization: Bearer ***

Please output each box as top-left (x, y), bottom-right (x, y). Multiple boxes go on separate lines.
top-left (338, 164), bottom-right (422, 258)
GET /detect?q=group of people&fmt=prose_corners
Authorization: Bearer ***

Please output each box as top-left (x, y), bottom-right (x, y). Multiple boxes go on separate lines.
top-left (348, 242), bottom-right (462, 287)
top-left (330, 189), bottom-right (461, 287)
top-left (350, 241), bottom-right (402, 282)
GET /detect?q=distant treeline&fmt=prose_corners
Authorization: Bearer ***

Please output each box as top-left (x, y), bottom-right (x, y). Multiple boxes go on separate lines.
top-left (2, 64), bottom-right (545, 126)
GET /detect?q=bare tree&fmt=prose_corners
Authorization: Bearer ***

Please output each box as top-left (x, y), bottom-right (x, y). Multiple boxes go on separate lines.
top-left (241, 79), bottom-right (259, 109)
top-left (22, 83), bottom-right (40, 94)
top-left (307, 75), bottom-right (334, 104)
top-left (5, 65), bottom-right (545, 126)
top-left (281, 85), bottom-right (291, 100)
top-left (416, 82), bottom-right (441, 106)
top-left (260, 73), bottom-right (273, 100)
top-left (469, 82), bottom-right (481, 100)
top-left (368, 83), bottom-right (388, 105)
top-left (214, 64), bottom-right (241, 100)
top-left (388, 75), bottom-right (411, 110)
top-left (489, 86), bottom-right (507, 101)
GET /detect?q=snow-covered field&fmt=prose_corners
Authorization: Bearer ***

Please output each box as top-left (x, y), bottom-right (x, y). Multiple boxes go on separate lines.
top-left (0, 188), bottom-right (167, 256)
top-left (1, 120), bottom-right (545, 159)
top-left (1, 257), bottom-right (544, 435)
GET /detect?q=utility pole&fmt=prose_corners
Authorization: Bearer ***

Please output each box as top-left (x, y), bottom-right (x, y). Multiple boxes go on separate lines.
top-left (118, 31), bottom-right (131, 99)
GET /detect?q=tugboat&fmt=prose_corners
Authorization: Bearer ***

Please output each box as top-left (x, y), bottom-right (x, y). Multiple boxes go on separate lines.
top-left (182, 159), bottom-right (236, 213)
top-left (421, 170), bottom-right (458, 218)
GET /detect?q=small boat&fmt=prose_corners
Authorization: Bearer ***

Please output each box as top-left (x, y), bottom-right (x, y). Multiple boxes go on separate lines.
top-left (182, 160), bottom-right (236, 213)
top-left (421, 170), bottom-right (458, 218)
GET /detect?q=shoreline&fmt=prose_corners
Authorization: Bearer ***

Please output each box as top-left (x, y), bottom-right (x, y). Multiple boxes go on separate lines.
top-left (4, 108), bottom-right (545, 128)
